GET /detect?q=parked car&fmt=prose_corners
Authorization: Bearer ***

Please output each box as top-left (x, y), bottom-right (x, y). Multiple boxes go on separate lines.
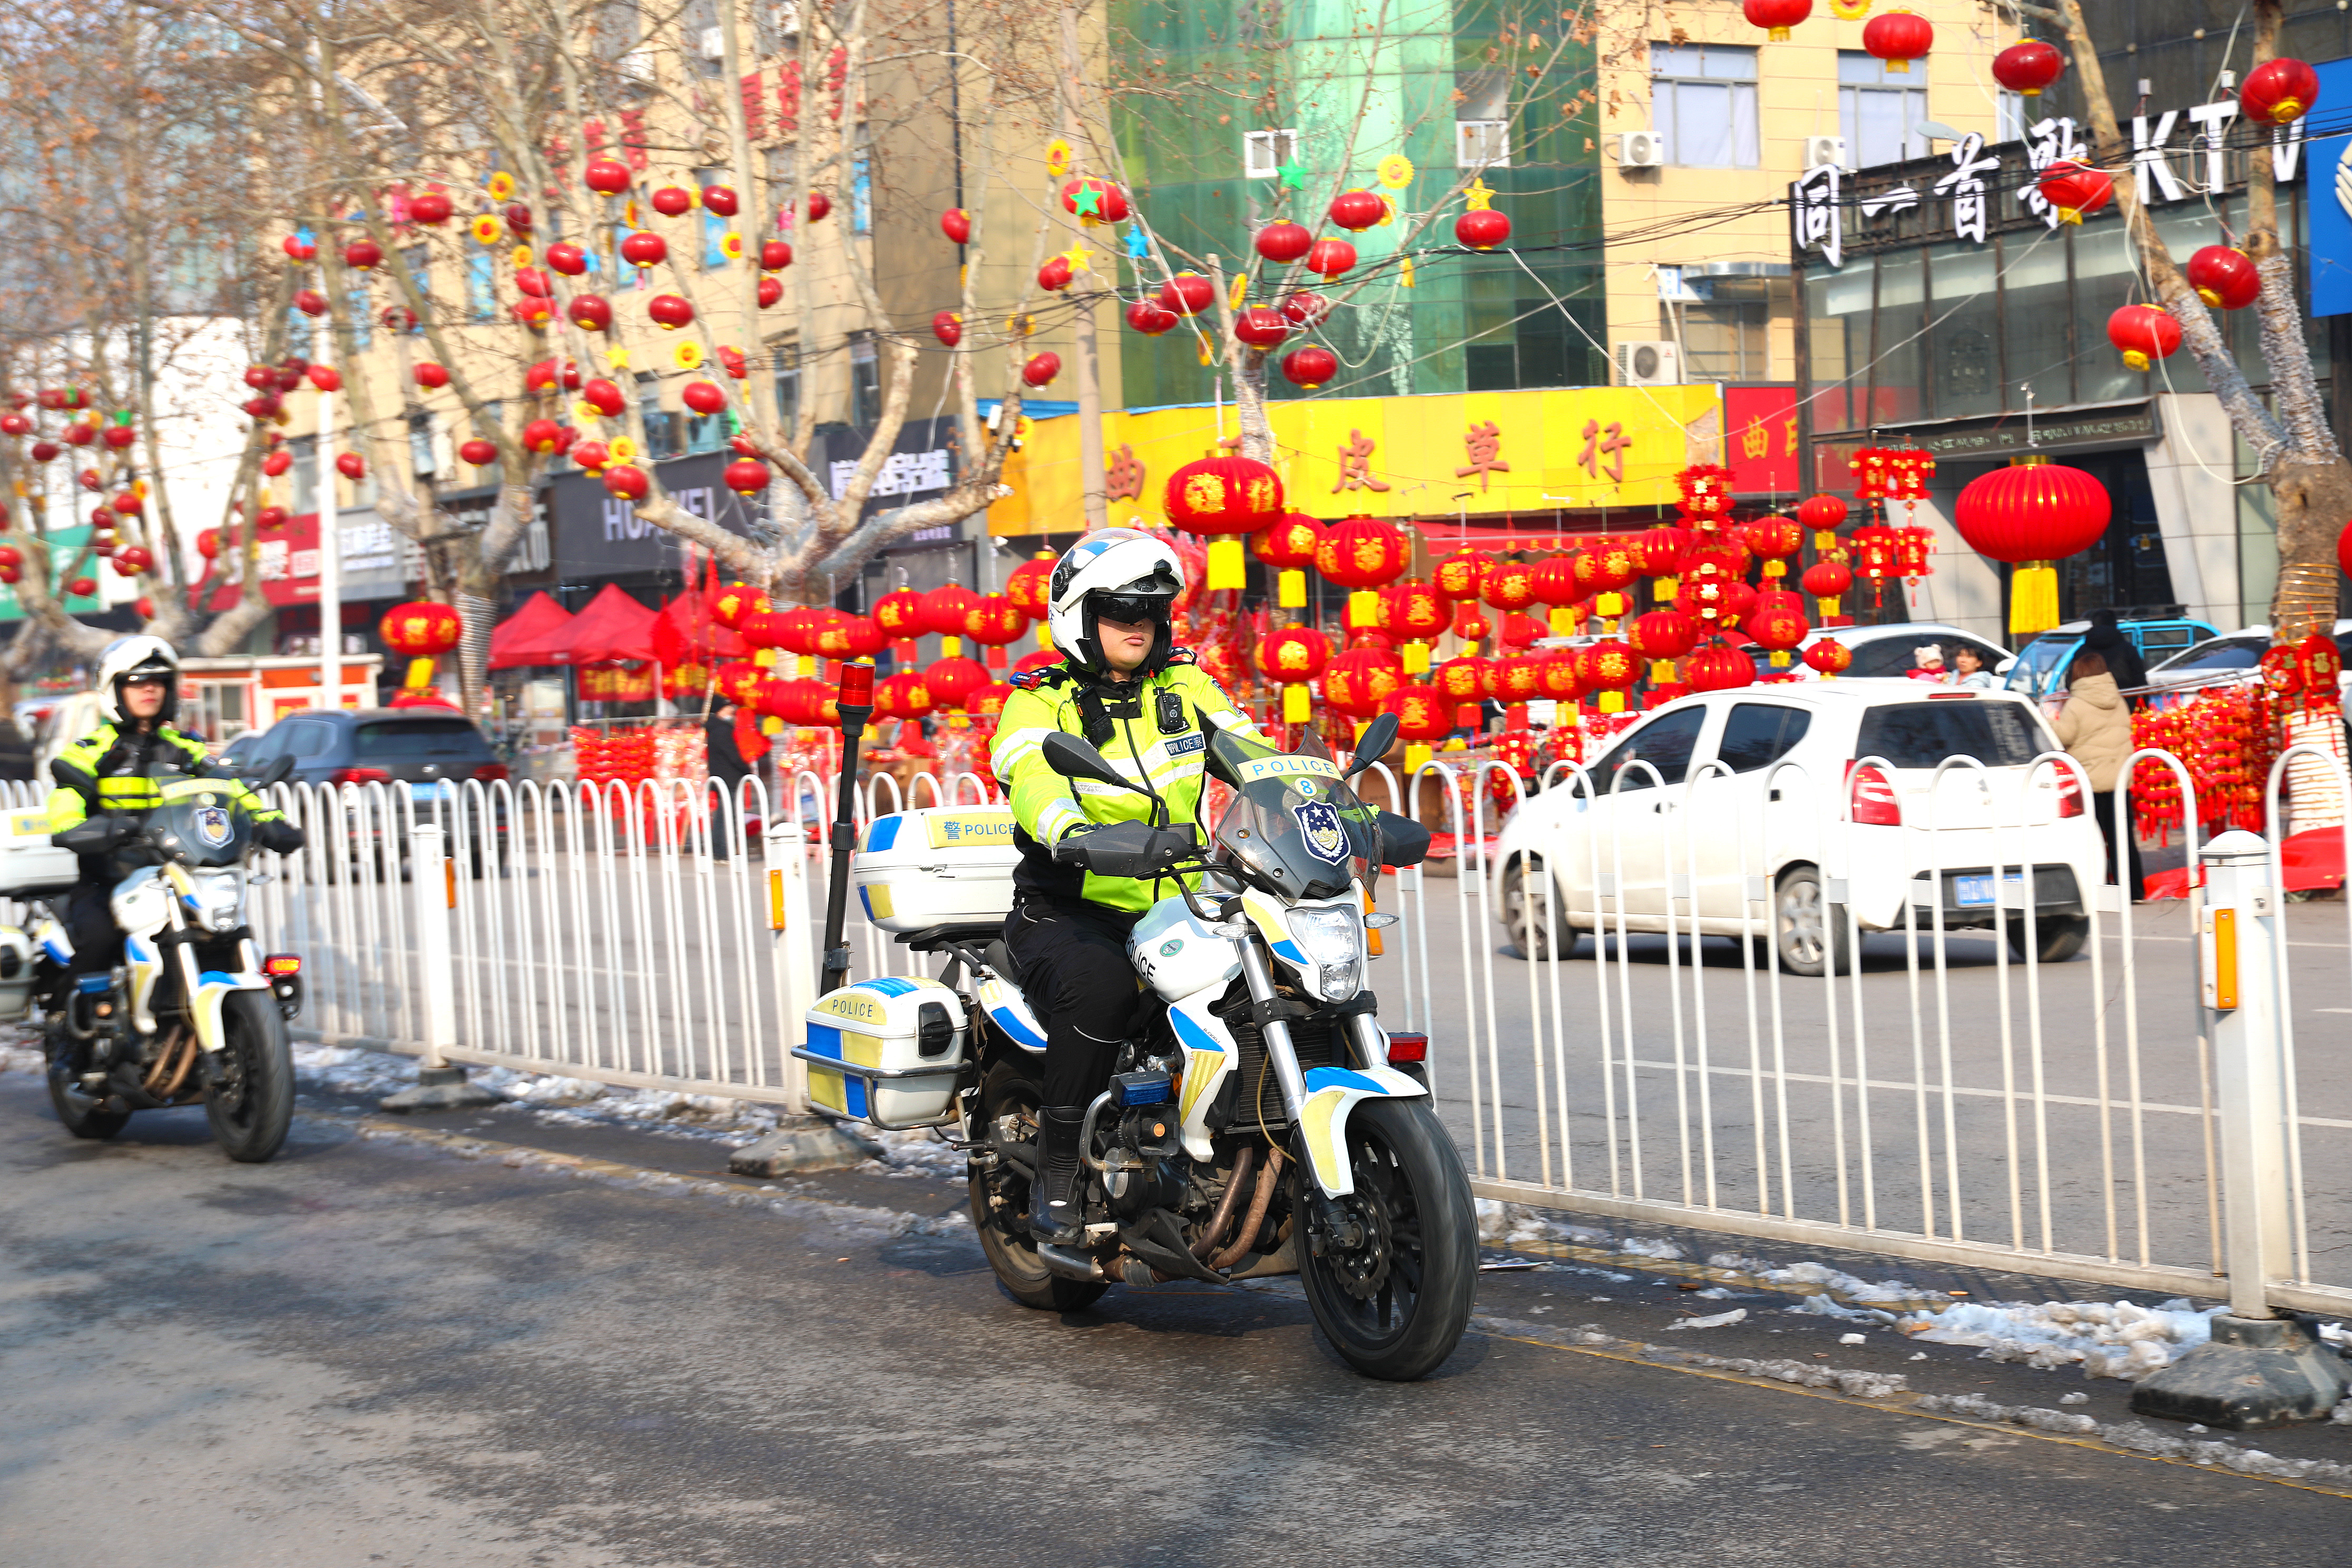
top-left (32, 690), bottom-right (106, 776)
top-left (2002, 615), bottom-right (2217, 703)
top-left (234, 709), bottom-right (510, 873)
top-left (2145, 620), bottom-right (2352, 697)
top-left (1742, 621), bottom-right (2012, 682)
top-left (1490, 683), bottom-right (2107, 975)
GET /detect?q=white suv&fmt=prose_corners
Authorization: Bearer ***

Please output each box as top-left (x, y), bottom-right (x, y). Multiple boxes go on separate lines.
top-left (1487, 684), bottom-right (2109, 975)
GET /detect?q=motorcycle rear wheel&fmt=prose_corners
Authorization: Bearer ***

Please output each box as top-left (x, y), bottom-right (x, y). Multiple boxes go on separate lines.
top-left (205, 991), bottom-right (293, 1163)
top-left (1296, 1097), bottom-right (1477, 1381)
top-left (968, 1059), bottom-right (1107, 1312)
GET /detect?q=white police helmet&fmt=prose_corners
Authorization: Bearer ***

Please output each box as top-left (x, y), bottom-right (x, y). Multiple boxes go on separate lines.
top-left (94, 634), bottom-right (180, 725)
top-left (1045, 528), bottom-right (1185, 675)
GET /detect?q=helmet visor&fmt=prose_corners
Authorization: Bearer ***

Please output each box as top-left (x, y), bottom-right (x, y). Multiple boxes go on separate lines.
top-left (1089, 591), bottom-right (1172, 627)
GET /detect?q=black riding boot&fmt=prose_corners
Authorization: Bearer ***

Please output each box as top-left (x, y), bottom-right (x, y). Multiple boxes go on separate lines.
top-left (1030, 1105), bottom-right (1087, 1245)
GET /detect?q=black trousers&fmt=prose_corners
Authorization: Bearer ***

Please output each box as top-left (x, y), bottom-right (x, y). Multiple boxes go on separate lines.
top-left (2092, 790), bottom-right (2146, 903)
top-left (63, 881), bottom-right (121, 978)
top-left (1005, 897), bottom-right (1144, 1109)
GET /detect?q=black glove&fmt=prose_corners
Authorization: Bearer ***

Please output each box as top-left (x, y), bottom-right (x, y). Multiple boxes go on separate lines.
top-left (1050, 822), bottom-right (1101, 865)
top-left (255, 817), bottom-right (306, 855)
top-left (54, 816), bottom-right (135, 855)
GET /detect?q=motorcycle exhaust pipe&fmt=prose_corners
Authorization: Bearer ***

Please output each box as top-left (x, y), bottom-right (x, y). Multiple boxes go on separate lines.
top-left (1036, 1243), bottom-right (1106, 1283)
top-left (1190, 1145), bottom-right (1256, 1260)
top-left (1209, 1147), bottom-right (1286, 1271)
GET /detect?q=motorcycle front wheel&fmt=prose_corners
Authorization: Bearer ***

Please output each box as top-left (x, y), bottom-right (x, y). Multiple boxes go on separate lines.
top-left (1296, 1097), bottom-right (1477, 1381)
top-left (205, 991), bottom-right (293, 1163)
top-left (968, 1058), bottom-right (1108, 1313)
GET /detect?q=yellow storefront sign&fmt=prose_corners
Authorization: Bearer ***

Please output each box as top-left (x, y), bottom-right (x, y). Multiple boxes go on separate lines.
top-left (988, 385), bottom-right (1722, 535)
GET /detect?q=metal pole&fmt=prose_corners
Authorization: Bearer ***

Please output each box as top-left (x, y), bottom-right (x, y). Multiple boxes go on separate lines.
top-left (2200, 828), bottom-right (2289, 1319)
top-left (314, 317), bottom-right (341, 711)
top-left (818, 665), bottom-right (876, 994)
top-left (1059, 4), bottom-right (1107, 531)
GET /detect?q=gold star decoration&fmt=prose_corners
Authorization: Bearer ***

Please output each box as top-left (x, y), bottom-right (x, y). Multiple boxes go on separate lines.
top-left (603, 346), bottom-right (632, 368)
top-left (1464, 178), bottom-right (1496, 212)
top-left (1060, 244), bottom-right (1094, 273)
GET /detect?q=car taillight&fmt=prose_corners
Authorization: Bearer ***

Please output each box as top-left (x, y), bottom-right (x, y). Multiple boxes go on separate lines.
top-left (2056, 770), bottom-right (2086, 818)
top-left (472, 762), bottom-right (510, 781)
top-left (263, 954), bottom-right (301, 976)
top-left (331, 767), bottom-right (390, 786)
top-left (1385, 1032), bottom-right (1428, 1063)
top-left (1847, 762), bottom-right (1902, 827)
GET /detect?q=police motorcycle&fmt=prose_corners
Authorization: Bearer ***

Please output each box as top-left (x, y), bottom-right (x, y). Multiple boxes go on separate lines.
top-left (28, 757), bottom-right (304, 1162)
top-left (802, 710), bottom-right (1478, 1381)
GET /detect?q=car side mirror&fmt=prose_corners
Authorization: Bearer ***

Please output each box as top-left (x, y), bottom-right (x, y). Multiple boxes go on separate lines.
top-left (1994, 657), bottom-right (2017, 676)
top-left (1345, 712), bottom-right (1399, 777)
top-left (1040, 731), bottom-right (1142, 792)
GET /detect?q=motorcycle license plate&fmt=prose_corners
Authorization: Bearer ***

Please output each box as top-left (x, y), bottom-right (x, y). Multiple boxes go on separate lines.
top-left (1954, 871), bottom-right (2023, 908)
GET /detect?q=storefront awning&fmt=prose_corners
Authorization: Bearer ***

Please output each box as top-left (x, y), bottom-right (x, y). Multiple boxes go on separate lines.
top-left (488, 591), bottom-right (575, 670)
top-left (551, 582), bottom-right (658, 665)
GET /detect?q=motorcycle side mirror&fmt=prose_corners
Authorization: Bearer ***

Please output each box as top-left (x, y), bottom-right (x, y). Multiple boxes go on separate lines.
top-left (1345, 712), bottom-right (1399, 778)
top-left (1040, 731), bottom-right (1145, 793)
top-left (250, 756), bottom-right (295, 789)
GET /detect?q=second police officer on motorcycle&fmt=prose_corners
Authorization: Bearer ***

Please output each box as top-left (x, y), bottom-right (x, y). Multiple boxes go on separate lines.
top-left (989, 530), bottom-right (1267, 1244)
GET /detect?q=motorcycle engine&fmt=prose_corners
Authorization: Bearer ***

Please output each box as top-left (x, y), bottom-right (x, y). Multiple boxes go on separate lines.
top-left (1103, 1105), bottom-right (1185, 1218)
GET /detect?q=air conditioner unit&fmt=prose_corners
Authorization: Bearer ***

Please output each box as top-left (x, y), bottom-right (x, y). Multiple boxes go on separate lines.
top-left (618, 47), bottom-right (656, 84)
top-left (1617, 340), bottom-right (1682, 387)
top-left (1616, 130), bottom-right (1666, 168)
top-left (699, 26), bottom-right (726, 61)
top-left (1804, 134), bottom-right (1849, 171)
top-left (772, 2), bottom-right (801, 37)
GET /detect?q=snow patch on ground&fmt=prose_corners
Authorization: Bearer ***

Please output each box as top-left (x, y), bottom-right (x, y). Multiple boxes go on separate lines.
top-left (1475, 1200), bottom-right (1683, 1259)
top-left (1679, 1353), bottom-right (1909, 1400)
top-left (1918, 1393), bottom-right (2352, 1484)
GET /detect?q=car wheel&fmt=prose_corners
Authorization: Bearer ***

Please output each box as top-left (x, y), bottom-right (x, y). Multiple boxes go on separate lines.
top-left (2007, 913), bottom-right (2089, 965)
top-left (1773, 864), bottom-right (1853, 977)
top-left (1501, 857), bottom-right (1573, 962)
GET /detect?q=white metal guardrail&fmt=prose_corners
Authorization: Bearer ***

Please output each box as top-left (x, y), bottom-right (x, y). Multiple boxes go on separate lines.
top-left (1400, 742), bottom-right (2352, 1319)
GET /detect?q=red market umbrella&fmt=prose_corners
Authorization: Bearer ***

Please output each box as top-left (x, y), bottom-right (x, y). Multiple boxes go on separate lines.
top-left (488, 591), bottom-right (576, 670)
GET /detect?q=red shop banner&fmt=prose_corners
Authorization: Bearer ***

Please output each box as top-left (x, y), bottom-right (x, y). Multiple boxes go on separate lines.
top-left (1724, 386), bottom-right (1800, 497)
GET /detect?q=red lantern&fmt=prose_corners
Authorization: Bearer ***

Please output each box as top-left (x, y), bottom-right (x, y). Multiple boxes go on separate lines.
top-left (1305, 239), bottom-right (1356, 279)
top-left (1233, 307), bottom-right (1289, 350)
top-left (65, 576), bottom-right (95, 598)
top-left (282, 234), bottom-right (317, 261)
top-left (1325, 647), bottom-right (1405, 716)
top-left (1382, 683), bottom-right (1454, 744)
top-left (1576, 640), bottom-right (1641, 712)
top-left (925, 655), bottom-right (990, 713)
top-left (1742, 0), bottom-right (1810, 40)
top-left (712, 582), bottom-right (771, 630)
top-left (2187, 246), bottom-right (2260, 311)
top-left (2106, 305), bottom-right (2183, 371)
top-left (699, 184), bottom-right (739, 218)
top-left (1258, 624), bottom-right (1333, 723)
top-left (1800, 559), bottom-right (1853, 619)
top-left (1454, 209), bottom-right (1510, 250)
top-left (724, 458), bottom-right (771, 494)
top-left (459, 437), bottom-right (498, 466)
top-left (571, 440), bottom-right (611, 474)
top-left (1059, 178), bottom-right (1129, 222)
top-left (1953, 460), bottom-right (2110, 636)
top-left (583, 377), bottom-right (627, 417)
top-left (962, 595), bottom-right (1027, 667)
top-left (940, 208), bottom-right (972, 243)
top-left (1743, 514), bottom-right (1805, 577)
top-left (683, 381), bottom-right (727, 416)
top-left (1687, 641), bottom-right (1757, 692)
top-left (1022, 352), bottom-right (1061, 387)
top-left (1537, 647), bottom-right (1584, 702)
top-left (1628, 610), bottom-right (1699, 684)
top-left (583, 158), bottom-right (632, 195)
top-left (1435, 654), bottom-right (1496, 706)
top-left (1256, 221), bottom-right (1313, 263)
top-left (1433, 547), bottom-right (1494, 601)
top-left (603, 465), bottom-right (650, 501)
top-left (1254, 513), bottom-right (1323, 610)
top-left (621, 232), bottom-right (667, 269)
top-left (1037, 256), bottom-right (1073, 292)
top-left (1993, 38), bottom-right (2066, 95)
top-left (1743, 590), bottom-right (1810, 667)
top-left (1861, 9), bottom-right (1932, 72)
top-left (1803, 639), bottom-right (1853, 679)
top-left (546, 242), bottom-right (587, 276)
top-left (569, 295), bottom-right (614, 332)
top-left (343, 238), bottom-right (382, 270)
top-left (875, 671), bottom-right (936, 720)
top-left (1007, 552), bottom-right (1056, 620)
top-left (256, 506), bottom-right (289, 530)
top-left (1798, 495), bottom-right (1849, 547)
top-left (2036, 161), bottom-right (2113, 224)
top-left (1167, 455), bottom-right (1285, 590)
top-left (804, 191), bottom-right (832, 222)
top-left (414, 361), bottom-right (451, 390)
top-left (874, 587), bottom-right (927, 647)
top-left (648, 295), bottom-right (694, 330)
top-left (933, 310), bottom-right (963, 347)
top-left (194, 530), bottom-right (220, 561)
top-left (1125, 299), bottom-right (1179, 336)
top-left (335, 452), bottom-right (365, 481)
top-left (1280, 346), bottom-right (1338, 389)
top-left (1572, 541), bottom-right (1642, 621)
top-left (761, 240), bottom-right (792, 271)
top-left (1328, 190), bottom-right (1385, 230)
top-left (1380, 577), bottom-right (1451, 655)
top-left (1481, 560), bottom-right (1539, 614)
top-left (923, 584), bottom-right (982, 645)
top-left (1316, 513), bottom-right (1408, 606)
top-left (2241, 57), bottom-right (2319, 126)
top-left (1280, 291), bottom-right (1331, 327)
top-left (1156, 273), bottom-right (1216, 316)
top-left (381, 599), bottom-right (462, 657)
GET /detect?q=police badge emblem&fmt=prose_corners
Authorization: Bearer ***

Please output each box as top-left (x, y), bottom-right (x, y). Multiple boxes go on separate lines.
top-left (1293, 799), bottom-right (1347, 864)
top-left (193, 806), bottom-right (233, 848)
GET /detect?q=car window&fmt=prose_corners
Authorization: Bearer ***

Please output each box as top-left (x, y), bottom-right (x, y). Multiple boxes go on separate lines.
top-left (2155, 634), bottom-right (2266, 674)
top-left (1586, 707), bottom-right (1708, 793)
top-left (1855, 701), bottom-right (2043, 769)
top-left (1849, 638), bottom-right (1936, 678)
top-left (1714, 703), bottom-right (1812, 773)
top-left (2133, 623), bottom-right (2207, 659)
top-left (279, 721), bottom-right (334, 759)
top-left (354, 719), bottom-right (487, 760)
top-left (2007, 634), bottom-right (2077, 686)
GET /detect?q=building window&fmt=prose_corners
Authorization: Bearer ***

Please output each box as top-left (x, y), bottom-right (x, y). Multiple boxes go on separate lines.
top-left (1839, 51), bottom-right (1930, 168)
top-left (1669, 299), bottom-right (1769, 381)
top-left (399, 244), bottom-right (431, 321)
top-left (287, 435), bottom-right (317, 515)
top-left (1651, 45), bottom-right (1759, 168)
top-left (1455, 68), bottom-right (1510, 169)
top-left (852, 143), bottom-right (872, 234)
top-left (347, 289), bottom-right (373, 350)
top-left (638, 375), bottom-right (676, 457)
top-left (409, 415), bottom-right (437, 478)
top-left (850, 336), bottom-right (880, 427)
top-left (773, 346), bottom-right (800, 432)
top-left (695, 166), bottom-right (728, 268)
top-left (1996, 90), bottom-right (2029, 144)
top-left (466, 253), bottom-right (496, 321)
top-left (1244, 128), bottom-right (1299, 178)
top-left (1457, 121), bottom-right (1510, 169)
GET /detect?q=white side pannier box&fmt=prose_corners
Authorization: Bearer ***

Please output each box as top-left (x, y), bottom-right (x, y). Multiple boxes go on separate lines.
top-left (851, 806), bottom-right (1020, 934)
top-left (793, 975), bottom-right (968, 1128)
top-left (0, 805), bottom-right (79, 897)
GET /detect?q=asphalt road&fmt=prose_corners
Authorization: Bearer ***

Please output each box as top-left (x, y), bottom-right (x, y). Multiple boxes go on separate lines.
top-left (4, 1069), bottom-right (2350, 1568)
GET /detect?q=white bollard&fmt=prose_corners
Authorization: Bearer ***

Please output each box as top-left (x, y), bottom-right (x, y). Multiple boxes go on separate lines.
top-left (380, 821), bottom-right (498, 1111)
top-left (767, 821), bottom-right (818, 1115)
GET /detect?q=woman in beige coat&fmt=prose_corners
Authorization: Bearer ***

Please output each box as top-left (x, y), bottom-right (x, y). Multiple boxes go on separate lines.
top-left (2052, 650), bottom-right (2143, 899)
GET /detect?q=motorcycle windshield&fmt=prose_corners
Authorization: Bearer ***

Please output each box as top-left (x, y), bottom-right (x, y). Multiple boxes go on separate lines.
top-left (142, 777), bottom-right (256, 868)
top-left (1206, 726), bottom-right (1380, 899)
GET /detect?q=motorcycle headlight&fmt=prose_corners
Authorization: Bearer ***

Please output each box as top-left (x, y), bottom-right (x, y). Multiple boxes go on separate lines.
top-left (1284, 905), bottom-right (1365, 1003)
top-left (193, 870), bottom-right (244, 933)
